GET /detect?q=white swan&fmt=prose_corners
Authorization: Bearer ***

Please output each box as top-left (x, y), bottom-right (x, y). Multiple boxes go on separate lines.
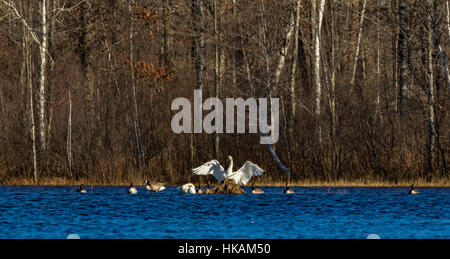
top-left (144, 180), bottom-right (166, 192)
top-left (193, 156), bottom-right (265, 185)
top-left (180, 183), bottom-right (196, 194)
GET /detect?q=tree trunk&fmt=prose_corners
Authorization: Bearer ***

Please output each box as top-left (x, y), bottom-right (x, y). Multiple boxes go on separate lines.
top-left (350, 0), bottom-right (367, 87)
top-left (288, 0), bottom-right (302, 166)
top-left (21, 1), bottom-right (38, 183)
top-left (376, 3), bottom-right (382, 121)
top-left (273, 9), bottom-right (296, 87)
top-left (447, 0), bottom-right (450, 38)
top-left (39, 0), bottom-right (48, 159)
top-left (427, 0), bottom-right (436, 179)
top-left (129, 0), bottom-right (145, 172)
top-left (79, 0), bottom-right (96, 133)
top-left (213, 0), bottom-right (220, 159)
top-left (398, 0), bottom-right (409, 114)
top-left (312, 0), bottom-right (326, 143)
top-left (191, 0), bottom-right (205, 168)
top-left (67, 90), bottom-right (73, 178)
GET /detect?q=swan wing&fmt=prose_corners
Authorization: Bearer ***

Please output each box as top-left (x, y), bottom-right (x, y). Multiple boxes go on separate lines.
top-left (192, 160), bottom-right (226, 182)
top-left (232, 161), bottom-right (265, 185)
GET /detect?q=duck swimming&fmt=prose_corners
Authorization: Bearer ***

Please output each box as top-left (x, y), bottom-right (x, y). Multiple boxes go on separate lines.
top-left (180, 183), bottom-right (196, 194)
top-left (128, 183), bottom-right (138, 194)
top-left (251, 183), bottom-right (264, 194)
top-left (408, 184), bottom-right (419, 195)
top-left (144, 180), bottom-right (166, 192)
top-left (76, 184), bottom-right (87, 193)
top-left (283, 184), bottom-right (295, 194)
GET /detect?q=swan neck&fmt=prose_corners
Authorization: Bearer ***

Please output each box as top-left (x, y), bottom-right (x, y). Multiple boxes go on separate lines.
top-left (227, 159), bottom-right (233, 174)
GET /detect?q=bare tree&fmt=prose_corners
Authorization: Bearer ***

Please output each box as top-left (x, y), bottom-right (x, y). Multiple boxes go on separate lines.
top-left (129, 0), bottom-right (145, 172)
top-left (287, 0), bottom-right (302, 165)
top-left (350, 0), bottom-right (367, 87)
top-left (67, 90), bottom-right (73, 178)
top-left (398, 0), bottom-right (409, 113)
top-left (426, 0), bottom-right (437, 178)
top-left (38, 0), bottom-right (48, 159)
top-left (447, 0), bottom-right (450, 38)
top-left (191, 0), bottom-right (205, 168)
top-left (311, 0), bottom-right (326, 142)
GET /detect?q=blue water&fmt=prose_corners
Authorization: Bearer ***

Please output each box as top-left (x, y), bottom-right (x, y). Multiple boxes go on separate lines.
top-left (0, 186), bottom-right (448, 239)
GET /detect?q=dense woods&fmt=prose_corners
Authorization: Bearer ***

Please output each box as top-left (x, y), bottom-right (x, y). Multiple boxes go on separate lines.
top-left (0, 0), bottom-right (448, 185)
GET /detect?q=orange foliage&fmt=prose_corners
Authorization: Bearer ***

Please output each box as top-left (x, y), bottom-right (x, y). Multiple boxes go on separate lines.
top-left (132, 61), bottom-right (172, 92)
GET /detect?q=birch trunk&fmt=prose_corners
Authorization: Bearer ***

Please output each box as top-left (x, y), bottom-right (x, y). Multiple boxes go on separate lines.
top-left (129, 0), bottom-right (145, 172)
top-left (39, 0), bottom-right (48, 156)
top-left (29, 37), bottom-right (38, 183)
top-left (288, 0), bottom-right (302, 165)
top-left (429, 5), bottom-right (450, 87)
top-left (273, 11), bottom-right (296, 86)
top-left (312, 0), bottom-right (326, 143)
top-left (350, 0), bottom-right (367, 87)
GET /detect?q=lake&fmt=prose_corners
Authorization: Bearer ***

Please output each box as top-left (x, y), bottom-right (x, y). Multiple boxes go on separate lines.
top-left (0, 186), bottom-right (448, 239)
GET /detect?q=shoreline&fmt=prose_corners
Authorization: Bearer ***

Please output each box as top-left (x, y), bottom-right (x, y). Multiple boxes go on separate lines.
top-left (1, 177), bottom-right (449, 188)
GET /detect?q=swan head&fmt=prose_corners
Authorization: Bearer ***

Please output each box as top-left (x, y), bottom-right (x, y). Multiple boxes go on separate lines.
top-left (228, 155), bottom-right (233, 161)
top-left (144, 179), bottom-right (148, 185)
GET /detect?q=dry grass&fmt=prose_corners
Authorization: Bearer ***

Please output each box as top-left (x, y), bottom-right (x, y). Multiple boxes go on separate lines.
top-left (1, 176), bottom-right (449, 187)
top-left (254, 178), bottom-right (450, 187)
top-left (211, 179), bottom-right (246, 194)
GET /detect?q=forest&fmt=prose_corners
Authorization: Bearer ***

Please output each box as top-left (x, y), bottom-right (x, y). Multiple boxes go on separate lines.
top-left (0, 0), bottom-right (448, 186)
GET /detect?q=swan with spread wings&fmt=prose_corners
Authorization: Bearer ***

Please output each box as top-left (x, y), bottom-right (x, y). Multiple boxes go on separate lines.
top-left (192, 156), bottom-right (265, 185)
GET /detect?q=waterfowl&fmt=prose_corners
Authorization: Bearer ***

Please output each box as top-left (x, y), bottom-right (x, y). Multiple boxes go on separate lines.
top-left (205, 183), bottom-right (212, 194)
top-left (76, 184), bottom-right (87, 193)
top-left (180, 183), bottom-right (196, 194)
top-left (408, 184), bottom-right (419, 195)
top-left (197, 183), bottom-right (212, 194)
top-left (144, 180), bottom-right (166, 192)
top-left (283, 184), bottom-right (295, 194)
top-left (128, 183), bottom-right (138, 194)
top-left (251, 183), bottom-right (264, 194)
top-left (193, 155), bottom-right (265, 185)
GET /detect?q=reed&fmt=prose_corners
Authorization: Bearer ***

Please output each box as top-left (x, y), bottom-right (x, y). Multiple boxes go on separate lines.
top-left (2, 176), bottom-right (449, 187)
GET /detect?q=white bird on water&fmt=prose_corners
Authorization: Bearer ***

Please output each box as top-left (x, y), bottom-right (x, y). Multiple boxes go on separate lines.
top-left (180, 183), bottom-right (196, 194)
top-left (192, 156), bottom-right (265, 185)
top-left (144, 180), bottom-right (166, 192)
top-left (127, 183), bottom-right (138, 194)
